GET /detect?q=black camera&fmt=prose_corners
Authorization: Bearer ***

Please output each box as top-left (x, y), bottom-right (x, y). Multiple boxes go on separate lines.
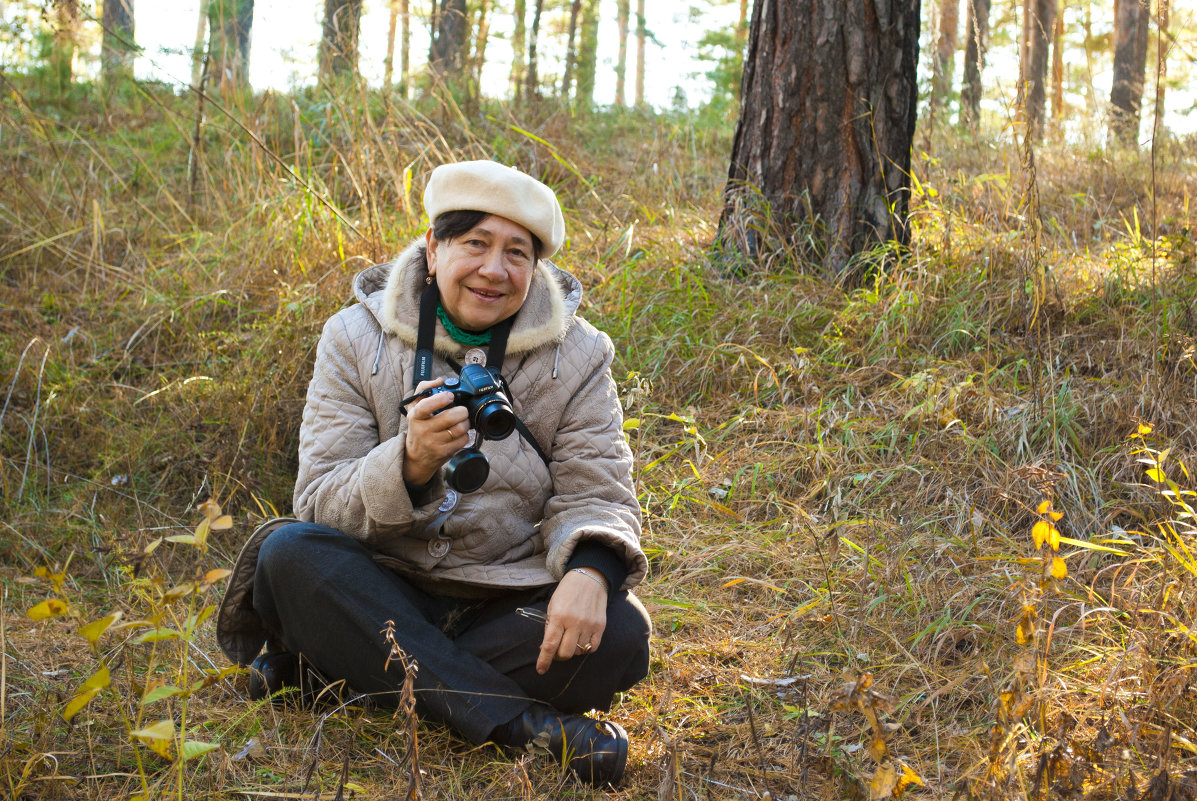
top-left (400, 364), bottom-right (516, 493)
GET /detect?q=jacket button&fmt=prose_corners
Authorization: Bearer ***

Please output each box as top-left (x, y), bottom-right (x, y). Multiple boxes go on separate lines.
top-left (427, 537), bottom-right (451, 559)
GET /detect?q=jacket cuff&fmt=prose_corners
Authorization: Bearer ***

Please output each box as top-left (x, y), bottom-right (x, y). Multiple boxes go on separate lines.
top-left (565, 541), bottom-right (628, 596)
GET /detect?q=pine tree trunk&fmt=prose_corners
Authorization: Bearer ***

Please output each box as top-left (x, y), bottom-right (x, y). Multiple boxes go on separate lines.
top-left (1022, 0), bottom-right (1054, 141)
top-left (525, 0), bottom-right (544, 100)
top-left (384, 0), bottom-right (398, 90)
top-left (400, 0), bottom-right (410, 96)
top-left (50, 0), bottom-right (80, 93)
top-left (614, 0), bottom-right (629, 106)
top-left (472, 0), bottom-right (491, 90)
top-left (429, 0), bottom-right (468, 79)
top-left (562, 0), bottom-right (582, 100)
top-left (206, 0), bottom-right (255, 95)
top-left (576, 0), bottom-right (599, 110)
top-left (1154, 0), bottom-right (1169, 125)
top-left (960, 0), bottom-right (989, 130)
top-left (634, 0), bottom-right (645, 107)
top-left (1110, 0), bottom-right (1150, 146)
top-left (319, 0), bottom-right (363, 82)
top-left (511, 0), bottom-right (526, 100)
top-left (1050, 0), bottom-right (1063, 122)
top-left (930, 0), bottom-right (960, 117)
top-left (720, 0), bottom-right (921, 274)
top-left (101, 0), bottom-right (136, 82)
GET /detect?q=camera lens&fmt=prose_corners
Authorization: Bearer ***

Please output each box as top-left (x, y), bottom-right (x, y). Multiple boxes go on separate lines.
top-left (472, 398), bottom-right (516, 440)
top-left (444, 449), bottom-right (490, 493)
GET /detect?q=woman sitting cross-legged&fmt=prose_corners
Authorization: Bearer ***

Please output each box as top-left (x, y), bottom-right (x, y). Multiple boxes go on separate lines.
top-left (216, 160), bottom-right (651, 788)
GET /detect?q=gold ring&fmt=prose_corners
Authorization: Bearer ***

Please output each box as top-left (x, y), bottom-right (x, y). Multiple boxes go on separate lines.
top-left (580, 642), bottom-right (593, 652)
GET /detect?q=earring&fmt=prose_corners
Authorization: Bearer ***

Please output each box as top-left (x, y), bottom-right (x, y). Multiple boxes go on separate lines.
top-left (424, 275), bottom-right (433, 285)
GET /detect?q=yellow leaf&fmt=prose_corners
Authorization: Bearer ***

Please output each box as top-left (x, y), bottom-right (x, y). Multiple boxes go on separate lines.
top-left (868, 762), bottom-right (898, 800)
top-left (1031, 521), bottom-right (1049, 548)
top-left (131, 719), bottom-right (175, 759)
top-left (622, 418), bottom-right (640, 430)
top-left (79, 612), bottom-right (123, 645)
top-left (136, 627), bottom-right (181, 643)
top-left (895, 761), bottom-right (926, 797)
top-left (165, 534), bottom-right (196, 545)
top-left (143, 536), bottom-right (163, 556)
top-left (1047, 525), bottom-right (1061, 551)
top-left (1016, 605), bottom-right (1036, 645)
top-left (210, 514), bottom-right (234, 531)
top-left (1049, 510), bottom-right (1064, 522)
top-left (1048, 557), bottom-right (1068, 580)
top-left (1147, 468), bottom-right (1167, 483)
top-left (197, 499), bottom-right (222, 520)
top-left (63, 687), bottom-right (102, 721)
top-left (27, 598), bottom-right (69, 621)
top-left (200, 568), bottom-right (232, 587)
top-left (1036, 500), bottom-right (1052, 515)
top-left (1138, 423), bottom-right (1153, 435)
top-left (164, 581), bottom-right (198, 601)
top-left (81, 666), bottom-right (111, 692)
top-left (722, 577), bottom-right (747, 588)
top-left (193, 516), bottom-right (211, 549)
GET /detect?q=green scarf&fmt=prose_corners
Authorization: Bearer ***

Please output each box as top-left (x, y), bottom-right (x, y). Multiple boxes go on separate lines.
top-left (436, 303), bottom-right (492, 345)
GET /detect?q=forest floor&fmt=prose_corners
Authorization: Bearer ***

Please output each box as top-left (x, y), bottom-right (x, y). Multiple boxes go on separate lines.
top-left (2, 78), bottom-right (1197, 801)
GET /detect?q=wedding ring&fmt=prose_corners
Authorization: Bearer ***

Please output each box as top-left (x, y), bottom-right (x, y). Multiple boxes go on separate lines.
top-left (579, 641), bottom-right (593, 652)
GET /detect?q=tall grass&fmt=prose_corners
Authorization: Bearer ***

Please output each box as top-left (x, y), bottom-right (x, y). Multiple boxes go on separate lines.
top-left (2, 73), bottom-right (1196, 799)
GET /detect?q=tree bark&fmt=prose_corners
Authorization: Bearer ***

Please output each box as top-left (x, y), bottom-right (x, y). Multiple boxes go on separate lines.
top-left (562, 0), bottom-right (582, 100)
top-left (511, 0), bottom-right (526, 100)
top-left (319, 0), bottom-right (363, 82)
top-left (101, 0), bottom-right (136, 82)
top-left (50, 0), bottom-right (80, 92)
top-left (384, 0), bottom-right (398, 90)
top-left (1154, 0), bottom-right (1169, 125)
top-left (634, 0), bottom-right (645, 107)
top-left (429, 0), bottom-right (468, 80)
top-left (720, 0), bottom-right (921, 274)
top-left (930, 0), bottom-right (960, 118)
top-left (192, 0), bottom-right (208, 88)
top-left (1022, 0), bottom-right (1054, 141)
top-left (400, 0), bottom-right (410, 96)
top-left (960, 0), bottom-right (989, 130)
top-left (1109, 0), bottom-right (1150, 146)
top-left (472, 0), bottom-right (491, 90)
top-left (1050, 0), bottom-right (1063, 122)
top-left (614, 0), bottom-right (629, 106)
top-left (576, 0), bottom-right (599, 110)
top-left (206, 0), bottom-right (255, 95)
top-left (525, 0), bottom-right (543, 100)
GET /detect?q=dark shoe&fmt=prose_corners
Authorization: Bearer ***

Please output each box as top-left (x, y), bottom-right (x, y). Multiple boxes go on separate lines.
top-left (247, 650), bottom-right (299, 702)
top-left (248, 650), bottom-right (331, 705)
top-left (490, 702), bottom-right (629, 787)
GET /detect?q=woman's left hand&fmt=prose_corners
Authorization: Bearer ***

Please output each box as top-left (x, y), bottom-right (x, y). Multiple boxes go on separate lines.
top-left (536, 569), bottom-right (608, 674)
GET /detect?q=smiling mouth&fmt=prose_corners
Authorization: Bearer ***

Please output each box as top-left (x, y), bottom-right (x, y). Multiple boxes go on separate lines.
top-left (468, 287), bottom-right (504, 300)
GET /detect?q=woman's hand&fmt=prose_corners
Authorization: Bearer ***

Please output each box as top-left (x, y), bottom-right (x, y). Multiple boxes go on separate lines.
top-left (536, 568), bottom-right (608, 674)
top-left (402, 378), bottom-right (472, 485)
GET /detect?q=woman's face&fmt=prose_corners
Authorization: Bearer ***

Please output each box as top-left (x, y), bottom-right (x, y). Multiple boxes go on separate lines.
top-left (426, 214), bottom-right (536, 332)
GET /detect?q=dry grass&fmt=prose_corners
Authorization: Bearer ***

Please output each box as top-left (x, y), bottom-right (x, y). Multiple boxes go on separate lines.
top-left (2, 75), bottom-right (1197, 800)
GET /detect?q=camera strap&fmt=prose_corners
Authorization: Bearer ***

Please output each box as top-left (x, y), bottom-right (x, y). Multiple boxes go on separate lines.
top-left (411, 283), bottom-right (550, 469)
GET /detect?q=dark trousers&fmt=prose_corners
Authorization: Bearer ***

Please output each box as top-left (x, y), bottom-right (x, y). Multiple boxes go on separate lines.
top-left (252, 522), bottom-right (652, 743)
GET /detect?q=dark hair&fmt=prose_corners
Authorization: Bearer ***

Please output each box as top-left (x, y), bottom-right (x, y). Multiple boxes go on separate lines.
top-left (432, 209), bottom-right (543, 262)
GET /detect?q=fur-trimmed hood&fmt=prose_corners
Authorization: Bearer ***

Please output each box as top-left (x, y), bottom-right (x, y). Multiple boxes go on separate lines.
top-left (353, 239), bottom-right (583, 360)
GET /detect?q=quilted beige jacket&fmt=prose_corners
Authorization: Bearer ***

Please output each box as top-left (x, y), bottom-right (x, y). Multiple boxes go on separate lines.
top-left (217, 240), bottom-right (647, 665)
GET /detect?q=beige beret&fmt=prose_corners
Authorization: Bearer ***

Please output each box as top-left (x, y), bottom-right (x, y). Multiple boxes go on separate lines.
top-left (423, 160), bottom-right (566, 258)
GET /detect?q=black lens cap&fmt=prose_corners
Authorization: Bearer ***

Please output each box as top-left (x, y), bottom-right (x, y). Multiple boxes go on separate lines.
top-left (445, 450), bottom-right (489, 493)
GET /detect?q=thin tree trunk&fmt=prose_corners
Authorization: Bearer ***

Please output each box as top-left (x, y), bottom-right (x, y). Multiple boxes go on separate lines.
top-left (206, 0), bottom-right (255, 95)
top-left (384, 0), bottom-right (398, 90)
top-left (101, 0), bottom-right (136, 82)
top-left (1109, 0), bottom-right (1150, 146)
top-left (525, 0), bottom-right (543, 100)
top-left (511, 0), bottom-right (526, 100)
top-left (1155, 0), bottom-right (1169, 125)
top-left (930, 0), bottom-right (960, 117)
top-left (960, 0), bottom-right (989, 130)
top-left (1022, 0), bottom-right (1054, 141)
top-left (429, 0), bottom-right (468, 80)
top-left (319, 0), bottom-right (363, 83)
top-left (720, 0), bottom-right (922, 274)
top-left (192, 0), bottom-right (208, 87)
top-left (1050, 0), bottom-right (1063, 122)
top-left (614, 0), bottom-right (629, 106)
top-left (472, 0), bottom-right (491, 90)
top-left (400, 0), bottom-right (410, 96)
top-left (50, 0), bottom-right (80, 93)
top-left (634, 0), bottom-right (645, 107)
top-left (576, 0), bottom-right (599, 110)
top-left (562, 0), bottom-right (582, 100)
top-left (1081, 3), bottom-right (1096, 111)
